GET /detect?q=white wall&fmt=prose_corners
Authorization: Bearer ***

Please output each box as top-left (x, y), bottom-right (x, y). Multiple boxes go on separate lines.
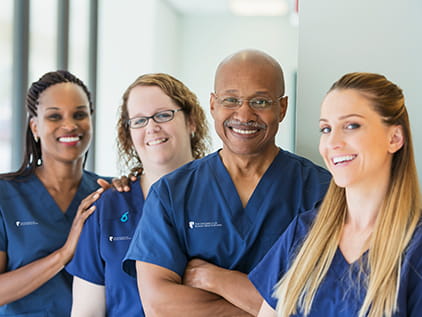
top-left (296, 0), bottom-right (422, 183)
top-left (95, 0), bottom-right (181, 176)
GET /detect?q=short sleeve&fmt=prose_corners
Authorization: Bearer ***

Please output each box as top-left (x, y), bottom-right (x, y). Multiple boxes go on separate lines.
top-left (248, 214), bottom-right (301, 309)
top-left (0, 208), bottom-right (7, 252)
top-left (66, 198), bottom-right (105, 285)
top-left (123, 183), bottom-right (188, 277)
top-left (406, 228), bottom-right (422, 316)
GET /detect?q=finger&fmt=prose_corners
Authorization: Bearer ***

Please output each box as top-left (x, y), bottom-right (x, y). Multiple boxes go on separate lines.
top-left (97, 178), bottom-right (112, 190)
top-left (83, 205), bottom-right (96, 218)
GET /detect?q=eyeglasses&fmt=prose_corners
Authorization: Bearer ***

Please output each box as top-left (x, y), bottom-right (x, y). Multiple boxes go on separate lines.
top-left (127, 109), bottom-right (183, 129)
top-left (213, 94), bottom-right (284, 110)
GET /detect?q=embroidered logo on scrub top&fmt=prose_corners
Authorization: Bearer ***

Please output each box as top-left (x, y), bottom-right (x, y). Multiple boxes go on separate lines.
top-left (109, 236), bottom-right (132, 242)
top-left (120, 211), bottom-right (129, 222)
top-left (188, 220), bottom-right (223, 229)
top-left (15, 220), bottom-right (39, 227)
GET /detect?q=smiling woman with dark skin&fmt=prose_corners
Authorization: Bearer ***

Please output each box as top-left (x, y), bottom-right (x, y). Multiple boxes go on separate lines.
top-left (0, 70), bottom-right (111, 316)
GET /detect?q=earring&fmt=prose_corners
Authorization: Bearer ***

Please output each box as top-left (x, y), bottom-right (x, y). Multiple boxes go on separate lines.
top-left (34, 135), bottom-right (39, 142)
top-left (191, 131), bottom-right (195, 138)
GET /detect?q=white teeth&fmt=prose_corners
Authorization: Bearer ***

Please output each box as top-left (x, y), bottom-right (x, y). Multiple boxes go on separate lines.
top-left (333, 155), bottom-right (356, 164)
top-left (147, 138), bottom-right (167, 146)
top-left (59, 136), bottom-right (79, 143)
top-left (232, 128), bottom-right (258, 135)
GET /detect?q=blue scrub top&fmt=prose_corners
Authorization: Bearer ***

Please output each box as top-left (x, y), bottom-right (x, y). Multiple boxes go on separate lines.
top-left (0, 170), bottom-right (109, 316)
top-left (66, 180), bottom-right (145, 317)
top-left (123, 149), bottom-right (331, 278)
top-left (249, 209), bottom-right (422, 316)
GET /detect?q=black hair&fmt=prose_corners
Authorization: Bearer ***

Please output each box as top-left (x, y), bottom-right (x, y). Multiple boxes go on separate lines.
top-left (0, 70), bottom-right (93, 180)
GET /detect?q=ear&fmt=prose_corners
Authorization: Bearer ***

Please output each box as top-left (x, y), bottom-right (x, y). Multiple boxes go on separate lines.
top-left (277, 96), bottom-right (288, 122)
top-left (210, 93), bottom-right (216, 119)
top-left (388, 125), bottom-right (404, 154)
top-left (29, 117), bottom-right (39, 141)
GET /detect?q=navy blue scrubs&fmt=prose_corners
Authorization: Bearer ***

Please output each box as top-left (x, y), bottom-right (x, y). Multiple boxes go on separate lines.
top-left (0, 171), bottom-right (107, 316)
top-left (123, 149), bottom-right (331, 278)
top-left (249, 209), bottom-right (422, 316)
top-left (66, 180), bottom-right (145, 316)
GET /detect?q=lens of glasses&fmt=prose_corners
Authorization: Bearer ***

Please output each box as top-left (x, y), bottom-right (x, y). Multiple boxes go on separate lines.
top-left (128, 109), bottom-right (181, 128)
top-left (153, 110), bottom-right (174, 122)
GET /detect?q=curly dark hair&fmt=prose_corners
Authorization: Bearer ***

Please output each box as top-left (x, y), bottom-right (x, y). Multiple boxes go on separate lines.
top-left (0, 70), bottom-right (92, 180)
top-left (116, 73), bottom-right (210, 175)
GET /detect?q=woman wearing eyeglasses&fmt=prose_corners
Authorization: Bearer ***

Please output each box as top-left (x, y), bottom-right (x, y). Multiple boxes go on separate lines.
top-left (66, 73), bottom-right (210, 316)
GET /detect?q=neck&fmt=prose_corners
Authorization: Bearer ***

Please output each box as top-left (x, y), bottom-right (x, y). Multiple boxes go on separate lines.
top-left (141, 157), bottom-right (194, 198)
top-left (345, 178), bottom-right (390, 231)
top-left (219, 145), bottom-right (279, 178)
top-left (35, 158), bottom-right (84, 191)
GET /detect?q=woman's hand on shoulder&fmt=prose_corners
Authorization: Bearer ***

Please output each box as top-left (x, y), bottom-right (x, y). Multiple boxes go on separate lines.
top-left (59, 187), bottom-right (104, 265)
top-left (97, 172), bottom-right (138, 192)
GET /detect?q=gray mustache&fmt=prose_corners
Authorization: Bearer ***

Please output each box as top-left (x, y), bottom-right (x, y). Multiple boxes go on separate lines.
top-left (224, 120), bottom-right (266, 130)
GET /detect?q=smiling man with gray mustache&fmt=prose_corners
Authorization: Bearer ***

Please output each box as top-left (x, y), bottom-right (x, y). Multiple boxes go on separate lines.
top-left (123, 49), bottom-right (331, 316)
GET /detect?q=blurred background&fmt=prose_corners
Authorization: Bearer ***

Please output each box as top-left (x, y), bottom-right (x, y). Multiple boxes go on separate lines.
top-left (1, 0), bottom-right (421, 183)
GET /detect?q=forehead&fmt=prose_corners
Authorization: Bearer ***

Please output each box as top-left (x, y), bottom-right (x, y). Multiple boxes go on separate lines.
top-left (127, 85), bottom-right (176, 115)
top-left (37, 83), bottom-right (89, 109)
top-left (215, 59), bottom-right (279, 95)
top-left (320, 89), bottom-right (378, 119)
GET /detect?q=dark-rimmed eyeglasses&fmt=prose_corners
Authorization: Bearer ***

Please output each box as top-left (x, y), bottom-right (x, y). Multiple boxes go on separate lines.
top-left (127, 109), bottom-right (183, 129)
top-left (213, 93), bottom-right (284, 110)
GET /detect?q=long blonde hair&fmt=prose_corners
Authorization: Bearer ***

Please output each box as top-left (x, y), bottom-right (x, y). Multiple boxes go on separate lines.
top-left (274, 72), bottom-right (421, 317)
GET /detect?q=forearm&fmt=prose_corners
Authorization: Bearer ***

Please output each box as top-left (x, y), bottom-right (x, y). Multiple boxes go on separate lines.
top-left (71, 277), bottom-right (106, 317)
top-left (137, 261), bottom-right (252, 317)
top-left (200, 270), bottom-right (262, 316)
top-left (183, 259), bottom-right (262, 315)
top-left (0, 249), bottom-right (67, 305)
top-left (141, 281), bottom-right (252, 317)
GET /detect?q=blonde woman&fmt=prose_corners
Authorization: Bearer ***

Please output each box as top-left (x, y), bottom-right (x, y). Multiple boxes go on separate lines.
top-left (249, 72), bottom-right (422, 317)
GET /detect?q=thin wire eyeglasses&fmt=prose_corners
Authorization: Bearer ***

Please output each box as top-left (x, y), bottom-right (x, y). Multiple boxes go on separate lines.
top-left (127, 108), bottom-right (183, 129)
top-left (213, 93), bottom-right (285, 110)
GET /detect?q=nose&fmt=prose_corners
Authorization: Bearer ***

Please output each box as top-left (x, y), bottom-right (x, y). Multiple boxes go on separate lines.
top-left (145, 118), bottom-right (161, 133)
top-left (62, 117), bottom-right (78, 131)
top-left (234, 101), bottom-right (257, 122)
top-left (326, 129), bottom-right (344, 149)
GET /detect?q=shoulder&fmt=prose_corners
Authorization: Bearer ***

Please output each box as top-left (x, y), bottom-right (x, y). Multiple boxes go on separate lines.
top-left (0, 174), bottom-right (35, 199)
top-left (153, 152), bottom-right (218, 188)
top-left (405, 220), bottom-right (422, 269)
top-left (82, 170), bottom-right (112, 183)
top-left (277, 149), bottom-right (329, 176)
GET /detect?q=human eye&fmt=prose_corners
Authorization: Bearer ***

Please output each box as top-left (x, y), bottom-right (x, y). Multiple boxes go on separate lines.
top-left (250, 98), bottom-right (271, 109)
top-left (74, 111), bottom-right (89, 120)
top-left (345, 123), bottom-right (361, 130)
top-left (46, 113), bottom-right (62, 121)
top-left (131, 117), bottom-right (147, 128)
top-left (319, 126), bottom-right (331, 134)
top-left (221, 97), bottom-right (240, 107)
top-left (154, 111), bottom-right (173, 122)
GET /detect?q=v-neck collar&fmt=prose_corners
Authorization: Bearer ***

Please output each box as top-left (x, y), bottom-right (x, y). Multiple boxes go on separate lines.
top-left (209, 150), bottom-right (283, 236)
top-left (31, 172), bottom-right (87, 219)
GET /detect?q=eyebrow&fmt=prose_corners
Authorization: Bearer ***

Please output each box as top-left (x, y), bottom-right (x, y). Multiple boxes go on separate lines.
top-left (319, 113), bottom-right (365, 122)
top-left (219, 90), bottom-right (271, 96)
top-left (45, 105), bottom-right (89, 111)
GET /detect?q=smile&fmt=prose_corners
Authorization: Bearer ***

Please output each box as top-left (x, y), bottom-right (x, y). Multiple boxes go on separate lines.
top-left (147, 138), bottom-right (168, 146)
top-left (58, 136), bottom-right (80, 143)
top-left (332, 155), bottom-right (357, 165)
top-left (231, 127), bottom-right (258, 135)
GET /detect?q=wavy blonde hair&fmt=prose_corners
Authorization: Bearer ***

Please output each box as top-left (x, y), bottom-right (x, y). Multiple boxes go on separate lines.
top-left (274, 72), bottom-right (421, 317)
top-left (116, 73), bottom-right (210, 175)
